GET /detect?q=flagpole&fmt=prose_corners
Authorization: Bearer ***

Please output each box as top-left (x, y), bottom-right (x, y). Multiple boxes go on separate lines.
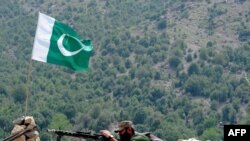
top-left (24, 58), bottom-right (33, 116)
top-left (24, 12), bottom-right (40, 116)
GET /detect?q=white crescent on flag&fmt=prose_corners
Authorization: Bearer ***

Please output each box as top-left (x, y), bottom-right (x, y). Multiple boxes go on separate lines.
top-left (57, 34), bottom-right (84, 56)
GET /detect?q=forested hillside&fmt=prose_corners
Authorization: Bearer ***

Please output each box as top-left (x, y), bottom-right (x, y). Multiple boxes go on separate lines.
top-left (0, 0), bottom-right (250, 140)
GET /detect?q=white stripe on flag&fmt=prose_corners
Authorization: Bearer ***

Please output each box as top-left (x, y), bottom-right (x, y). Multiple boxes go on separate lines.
top-left (32, 12), bottom-right (55, 62)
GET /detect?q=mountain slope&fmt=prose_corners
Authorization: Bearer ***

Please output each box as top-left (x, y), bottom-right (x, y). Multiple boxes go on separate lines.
top-left (0, 0), bottom-right (250, 141)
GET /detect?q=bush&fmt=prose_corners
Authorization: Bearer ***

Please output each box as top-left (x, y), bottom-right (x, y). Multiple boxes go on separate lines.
top-left (157, 19), bottom-right (167, 30)
top-left (169, 56), bottom-right (181, 69)
top-left (238, 30), bottom-right (250, 41)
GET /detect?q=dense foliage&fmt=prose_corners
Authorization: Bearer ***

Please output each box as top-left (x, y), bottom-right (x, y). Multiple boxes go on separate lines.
top-left (0, 0), bottom-right (250, 141)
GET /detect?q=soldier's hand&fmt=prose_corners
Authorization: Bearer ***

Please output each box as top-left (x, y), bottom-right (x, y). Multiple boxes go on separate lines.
top-left (100, 130), bottom-right (111, 138)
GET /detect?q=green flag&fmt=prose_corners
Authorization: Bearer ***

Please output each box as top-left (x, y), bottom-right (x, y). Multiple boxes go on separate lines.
top-left (32, 12), bottom-right (93, 71)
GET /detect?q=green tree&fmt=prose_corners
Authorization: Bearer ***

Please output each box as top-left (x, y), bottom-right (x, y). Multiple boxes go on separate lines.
top-left (191, 109), bottom-right (204, 125)
top-left (49, 113), bottom-right (71, 129)
top-left (125, 59), bottom-right (132, 69)
top-left (222, 104), bottom-right (237, 123)
top-left (188, 63), bottom-right (200, 75)
top-left (201, 127), bottom-right (222, 141)
top-left (213, 54), bottom-right (228, 66)
top-left (240, 115), bottom-right (250, 124)
top-left (186, 54), bottom-right (192, 62)
top-left (203, 118), bottom-right (217, 129)
top-left (210, 85), bottom-right (229, 103)
top-left (11, 85), bottom-right (26, 103)
top-left (157, 19), bottom-right (167, 30)
top-left (184, 75), bottom-right (209, 97)
top-left (169, 56), bottom-right (181, 69)
top-left (90, 104), bottom-right (102, 119)
top-left (199, 48), bottom-right (208, 60)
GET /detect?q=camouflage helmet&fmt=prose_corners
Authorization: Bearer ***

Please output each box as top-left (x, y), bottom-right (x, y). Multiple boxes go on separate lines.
top-left (114, 120), bottom-right (134, 133)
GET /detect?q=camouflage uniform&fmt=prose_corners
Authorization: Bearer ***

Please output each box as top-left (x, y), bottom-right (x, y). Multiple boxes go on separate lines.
top-left (131, 134), bottom-right (150, 141)
top-left (114, 121), bottom-right (162, 141)
top-left (11, 116), bottom-right (40, 141)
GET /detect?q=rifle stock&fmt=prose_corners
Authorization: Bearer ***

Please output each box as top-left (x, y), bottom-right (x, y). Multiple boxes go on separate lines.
top-left (2, 128), bottom-right (30, 141)
top-left (47, 129), bottom-right (109, 141)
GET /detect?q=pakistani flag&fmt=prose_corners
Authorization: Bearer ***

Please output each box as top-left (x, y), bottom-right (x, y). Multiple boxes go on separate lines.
top-left (32, 12), bottom-right (93, 71)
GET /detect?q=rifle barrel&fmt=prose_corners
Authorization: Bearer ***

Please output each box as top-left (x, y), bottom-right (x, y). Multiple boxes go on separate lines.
top-left (47, 129), bottom-right (104, 141)
top-left (2, 128), bottom-right (29, 141)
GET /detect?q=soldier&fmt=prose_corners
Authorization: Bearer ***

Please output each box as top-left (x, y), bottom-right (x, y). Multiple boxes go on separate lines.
top-left (9, 116), bottom-right (40, 141)
top-left (101, 120), bottom-right (162, 141)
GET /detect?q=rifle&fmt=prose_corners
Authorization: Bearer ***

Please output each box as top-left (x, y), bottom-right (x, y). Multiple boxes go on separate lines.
top-left (47, 129), bottom-right (110, 141)
top-left (2, 128), bottom-right (30, 141)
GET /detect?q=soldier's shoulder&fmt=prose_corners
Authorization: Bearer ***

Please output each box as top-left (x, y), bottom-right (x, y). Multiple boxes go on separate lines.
top-left (131, 133), bottom-right (151, 141)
